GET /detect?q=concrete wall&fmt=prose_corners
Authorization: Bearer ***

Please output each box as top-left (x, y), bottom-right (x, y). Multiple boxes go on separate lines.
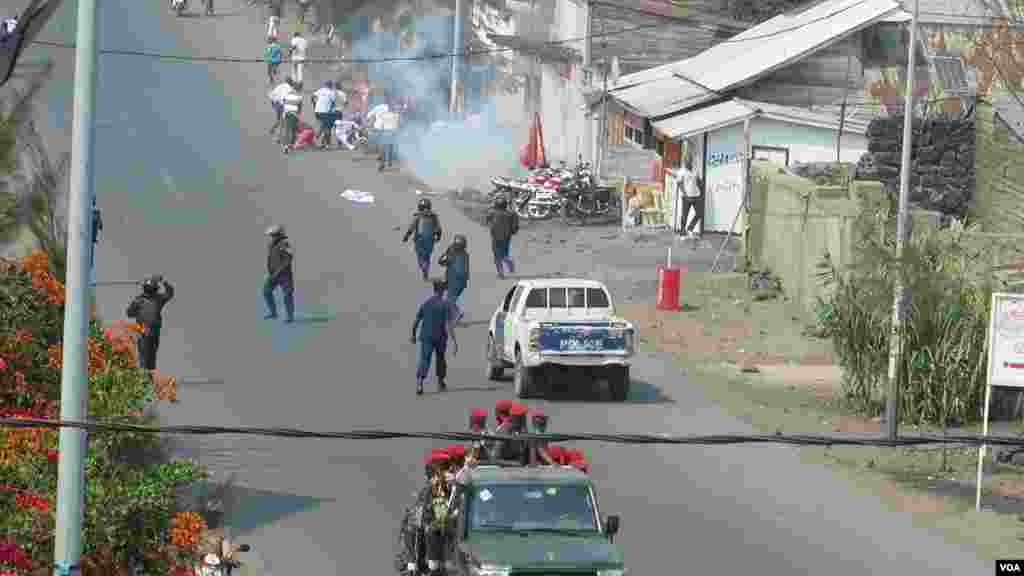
top-left (747, 162), bottom-right (868, 319)
top-left (973, 101), bottom-right (1024, 234)
top-left (536, 0), bottom-right (594, 165)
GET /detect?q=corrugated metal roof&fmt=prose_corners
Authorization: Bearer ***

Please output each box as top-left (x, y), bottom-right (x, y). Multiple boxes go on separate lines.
top-left (651, 100), bottom-right (756, 139)
top-left (611, 75), bottom-right (718, 117)
top-left (671, 0), bottom-right (904, 93)
top-left (651, 98), bottom-right (869, 139)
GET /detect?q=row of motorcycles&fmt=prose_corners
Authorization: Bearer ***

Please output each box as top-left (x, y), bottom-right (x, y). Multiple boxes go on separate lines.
top-left (490, 156), bottom-right (618, 223)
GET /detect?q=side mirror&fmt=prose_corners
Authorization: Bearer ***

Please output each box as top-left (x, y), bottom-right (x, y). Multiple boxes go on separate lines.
top-left (237, 544), bottom-right (251, 552)
top-left (605, 515), bottom-right (619, 538)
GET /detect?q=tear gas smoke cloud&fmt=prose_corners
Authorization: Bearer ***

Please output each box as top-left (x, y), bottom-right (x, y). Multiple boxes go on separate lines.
top-left (345, 7), bottom-right (524, 193)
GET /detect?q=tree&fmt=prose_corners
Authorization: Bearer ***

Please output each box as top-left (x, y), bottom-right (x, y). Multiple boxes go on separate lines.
top-left (0, 60), bottom-right (68, 280)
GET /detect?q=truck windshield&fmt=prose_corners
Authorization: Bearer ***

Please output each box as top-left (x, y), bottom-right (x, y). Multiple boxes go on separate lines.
top-left (468, 483), bottom-right (599, 532)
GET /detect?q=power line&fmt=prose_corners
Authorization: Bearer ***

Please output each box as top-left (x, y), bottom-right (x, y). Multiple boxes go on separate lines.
top-left (25, 3), bottom-right (990, 67)
top-left (3, 416), bottom-right (1024, 447)
top-left (26, 20), bottom-right (679, 65)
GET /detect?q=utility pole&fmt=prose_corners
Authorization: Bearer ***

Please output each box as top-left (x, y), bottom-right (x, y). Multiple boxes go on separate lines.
top-left (597, 18), bottom-right (608, 180)
top-left (885, 0), bottom-right (918, 441)
top-left (449, 0), bottom-right (466, 118)
top-left (53, 0), bottom-right (98, 572)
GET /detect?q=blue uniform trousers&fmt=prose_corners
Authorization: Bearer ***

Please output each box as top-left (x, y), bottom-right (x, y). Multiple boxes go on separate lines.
top-left (492, 238), bottom-right (514, 274)
top-left (415, 240), bottom-right (433, 278)
top-left (446, 277), bottom-right (466, 320)
top-left (416, 337), bottom-right (447, 382)
top-left (263, 271), bottom-right (294, 320)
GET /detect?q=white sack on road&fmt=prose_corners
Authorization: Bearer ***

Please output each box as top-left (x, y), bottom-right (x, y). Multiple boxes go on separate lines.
top-left (341, 190), bottom-right (375, 204)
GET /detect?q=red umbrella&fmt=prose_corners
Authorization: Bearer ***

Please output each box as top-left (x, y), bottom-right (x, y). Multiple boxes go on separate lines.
top-left (522, 112), bottom-right (547, 169)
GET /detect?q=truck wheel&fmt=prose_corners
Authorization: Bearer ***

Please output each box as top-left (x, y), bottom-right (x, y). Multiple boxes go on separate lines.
top-left (609, 366), bottom-right (631, 401)
top-left (514, 349), bottom-right (533, 398)
top-left (486, 334), bottom-right (503, 380)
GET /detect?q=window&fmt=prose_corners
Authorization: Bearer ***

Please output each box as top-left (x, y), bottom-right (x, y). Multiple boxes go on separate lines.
top-left (549, 287), bottom-right (567, 308)
top-left (933, 56), bottom-right (968, 93)
top-left (568, 287), bottom-right (586, 307)
top-left (525, 288), bottom-right (547, 308)
top-left (624, 124), bottom-right (644, 147)
top-left (501, 286), bottom-right (517, 312)
top-left (862, 24), bottom-right (925, 67)
top-left (587, 288), bottom-right (610, 308)
top-left (509, 286), bottom-right (524, 313)
top-left (752, 146), bottom-right (789, 167)
top-left (468, 483), bottom-right (598, 532)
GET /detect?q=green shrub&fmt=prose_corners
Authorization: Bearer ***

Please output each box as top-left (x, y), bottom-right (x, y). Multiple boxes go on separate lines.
top-left (814, 192), bottom-right (993, 425)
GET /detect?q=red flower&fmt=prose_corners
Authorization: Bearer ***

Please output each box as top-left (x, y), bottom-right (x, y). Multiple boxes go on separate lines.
top-left (0, 357), bottom-right (6, 371)
top-left (46, 450), bottom-right (58, 463)
top-left (0, 539), bottom-right (33, 569)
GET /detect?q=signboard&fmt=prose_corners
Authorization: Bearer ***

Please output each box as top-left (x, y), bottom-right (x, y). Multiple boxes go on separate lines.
top-left (990, 294), bottom-right (1024, 388)
top-left (976, 292), bottom-right (1024, 512)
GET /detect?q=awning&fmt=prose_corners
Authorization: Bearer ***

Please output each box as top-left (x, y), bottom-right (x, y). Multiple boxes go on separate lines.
top-left (652, 100), bottom-right (757, 140)
top-left (652, 98), bottom-right (868, 140)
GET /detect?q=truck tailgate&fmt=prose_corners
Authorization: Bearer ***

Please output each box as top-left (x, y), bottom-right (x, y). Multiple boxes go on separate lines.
top-left (537, 322), bottom-right (628, 354)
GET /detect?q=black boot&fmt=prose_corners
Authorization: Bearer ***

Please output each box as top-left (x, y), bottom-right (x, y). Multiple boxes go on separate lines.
top-left (416, 379), bottom-right (424, 395)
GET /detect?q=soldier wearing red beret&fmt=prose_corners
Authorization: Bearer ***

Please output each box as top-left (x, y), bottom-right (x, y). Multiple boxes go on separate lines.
top-left (494, 400), bottom-right (514, 425)
top-left (423, 449), bottom-right (451, 575)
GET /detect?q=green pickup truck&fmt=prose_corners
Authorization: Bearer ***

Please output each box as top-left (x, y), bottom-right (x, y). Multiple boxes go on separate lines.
top-left (400, 463), bottom-right (626, 576)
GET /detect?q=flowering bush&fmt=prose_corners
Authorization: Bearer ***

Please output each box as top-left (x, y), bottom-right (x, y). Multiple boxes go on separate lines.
top-left (0, 251), bottom-right (207, 575)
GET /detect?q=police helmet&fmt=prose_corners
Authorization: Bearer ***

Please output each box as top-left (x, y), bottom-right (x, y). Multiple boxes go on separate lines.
top-left (417, 198), bottom-right (431, 211)
top-left (453, 234), bottom-right (467, 248)
top-left (265, 224), bottom-right (286, 237)
top-left (493, 196), bottom-right (508, 209)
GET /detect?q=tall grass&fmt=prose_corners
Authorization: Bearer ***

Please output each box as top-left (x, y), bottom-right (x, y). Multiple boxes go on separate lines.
top-left (814, 190), bottom-right (996, 425)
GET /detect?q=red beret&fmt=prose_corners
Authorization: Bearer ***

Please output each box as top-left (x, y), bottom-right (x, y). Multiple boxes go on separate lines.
top-left (448, 444), bottom-right (466, 458)
top-left (495, 400), bottom-right (515, 413)
top-left (570, 460), bottom-right (589, 473)
top-left (471, 408), bottom-right (488, 419)
top-left (565, 449), bottom-right (585, 462)
top-left (546, 445), bottom-right (565, 462)
top-left (509, 403), bottom-right (529, 417)
top-left (425, 449), bottom-right (450, 465)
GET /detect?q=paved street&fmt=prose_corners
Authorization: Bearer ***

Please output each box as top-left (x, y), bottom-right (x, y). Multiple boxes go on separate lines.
top-left (25, 0), bottom-right (992, 573)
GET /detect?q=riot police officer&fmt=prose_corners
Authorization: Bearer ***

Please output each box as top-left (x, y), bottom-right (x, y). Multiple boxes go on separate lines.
top-left (126, 275), bottom-right (175, 373)
top-left (264, 224), bottom-right (295, 323)
top-left (485, 197), bottom-right (518, 279)
top-left (411, 279), bottom-right (458, 395)
top-left (403, 198), bottom-right (442, 281)
top-left (438, 234), bottom-right (469, 322)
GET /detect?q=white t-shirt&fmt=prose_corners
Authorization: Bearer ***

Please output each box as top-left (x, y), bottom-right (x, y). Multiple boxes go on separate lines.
top-left (290, 36), bottom-right (308, 61)
top-left (375, 111), bottom-right (399, 131)
top-left (267, 16), bottom-right (279, 38)
top-left (283, 92), bottom-right (303, 114)
top-left (313, 87), bottom-right (336, 114)
top-left (269, 82), bottom-right (293, 105)
top-left (677, 167), bottom-right (700, 198)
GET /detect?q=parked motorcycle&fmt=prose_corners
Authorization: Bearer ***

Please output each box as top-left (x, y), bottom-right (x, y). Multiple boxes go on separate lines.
top-left (197, 541), bottom-right (251, 576)
top-left (170, 0), bottom-right (188, 16)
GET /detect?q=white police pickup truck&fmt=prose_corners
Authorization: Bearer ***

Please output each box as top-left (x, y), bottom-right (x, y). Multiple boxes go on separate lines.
top-left (485, 278), bottom-right (636, 400)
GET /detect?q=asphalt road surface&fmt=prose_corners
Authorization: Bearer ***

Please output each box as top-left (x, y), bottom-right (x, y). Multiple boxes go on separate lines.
top-left (26, 0), bottom-right (991, 573)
